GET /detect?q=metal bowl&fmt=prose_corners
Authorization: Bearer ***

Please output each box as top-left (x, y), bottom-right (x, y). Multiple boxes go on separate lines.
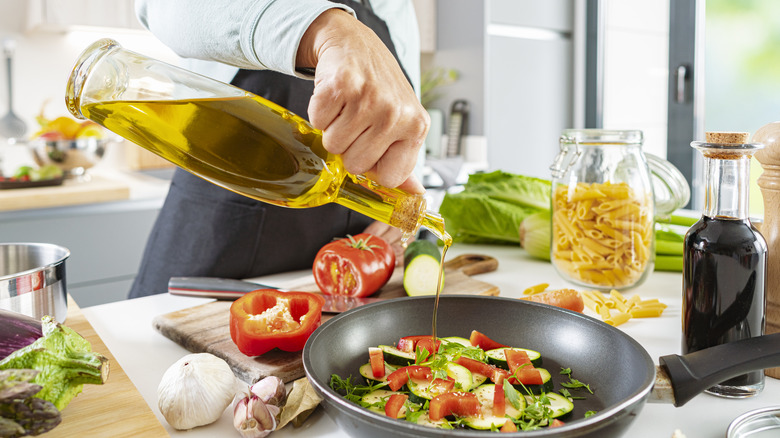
top-left (0, 243), bottom-right (70, 323)
top-left (30, 138), bottom-right (108, 177)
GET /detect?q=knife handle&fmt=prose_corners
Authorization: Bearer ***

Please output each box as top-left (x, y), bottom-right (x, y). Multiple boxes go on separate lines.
top-left (167, 277), bottom-right (279, 300)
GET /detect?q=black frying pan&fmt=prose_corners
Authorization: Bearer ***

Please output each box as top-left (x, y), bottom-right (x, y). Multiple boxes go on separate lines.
top-left (302, 295), bottom-right (780, 438)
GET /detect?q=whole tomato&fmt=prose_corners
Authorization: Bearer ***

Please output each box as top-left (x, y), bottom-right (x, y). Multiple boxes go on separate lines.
top-left (313, 233), bottom-right (395, 297)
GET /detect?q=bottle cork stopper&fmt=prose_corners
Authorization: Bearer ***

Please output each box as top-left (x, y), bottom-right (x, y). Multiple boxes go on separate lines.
top-left (706, 131), bottom-right (749, 144)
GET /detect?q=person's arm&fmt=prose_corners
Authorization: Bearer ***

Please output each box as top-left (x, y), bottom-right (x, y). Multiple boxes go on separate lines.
top-left (298, 9), bottom-right (428, 193)
top-left (136, 0), bottom-right (427, 193)
top-left (135, 0), bottom-right (353, 76)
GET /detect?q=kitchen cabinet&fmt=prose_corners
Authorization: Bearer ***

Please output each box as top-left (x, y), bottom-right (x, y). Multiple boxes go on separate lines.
top-left (0, 198), bottom-right (162, 307)
top-left (26, 0), bottom-right (144, 32)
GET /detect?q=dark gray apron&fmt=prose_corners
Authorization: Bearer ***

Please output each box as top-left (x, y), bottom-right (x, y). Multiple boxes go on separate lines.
top-left (129, 0), bottom-right (410, 298)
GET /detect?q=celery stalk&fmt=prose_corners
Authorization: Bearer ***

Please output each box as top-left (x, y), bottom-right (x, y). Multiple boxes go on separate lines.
top-left (655, 240), bottom-right (683, 256)
top-left (655, 255), bottom-right (684, 272)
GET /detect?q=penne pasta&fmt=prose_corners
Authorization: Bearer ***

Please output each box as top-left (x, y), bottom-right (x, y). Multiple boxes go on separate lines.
top-left (523, 283), bottom-right (549, 295)
top-left (552, 181), bottom-right (653, 288)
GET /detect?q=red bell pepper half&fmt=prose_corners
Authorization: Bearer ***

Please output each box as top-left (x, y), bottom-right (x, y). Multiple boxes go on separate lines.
top-left (229, 289), bottom-right (324, 356)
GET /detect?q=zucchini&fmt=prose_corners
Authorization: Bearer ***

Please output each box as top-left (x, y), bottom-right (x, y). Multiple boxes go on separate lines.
top-left (360, 389), bottom-right (399, 415)
top-left (485, 347), bottom-right (543, 368)
top-left (403, 240), bottom-right (444, 296)
top-left (524, 392), bottom-right (574, 419)
top-left (359, 362), bottom-right (396, 385)
top-left (379, 345), bottom-right (416, 366)
top-left (408, 362), bottom-right (474, 404)
top-left (462, 384), bottom-right (525, 430)
top-left (510, 368), bottom-right (553, 394)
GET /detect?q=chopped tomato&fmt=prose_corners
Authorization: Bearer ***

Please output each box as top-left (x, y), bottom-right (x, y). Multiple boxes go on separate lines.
top-left (384, 393), bottom-right (408, 418)
top-left (429, 377), bottom-right (455, 395)
top-left (368, 347), bottom-right (385, 378)
top-left (500, 419), bottom-right (517, 432)
top-left (429, 392), bottom-right (481, 421)
top-left (493, 375), bottom-right (506, 417)
top-left (397, 335), bottom-right (441, 354)
top-left (520, 288), bottom-right (584, 313)
top-left (469, 330), bottom-right (508, 350)
top-left (505, 349), bottom-right (532, 369)
top-left (550, 419), bottom-right (565, 428)
top-left (509, 368), bottom-right (543, 385)
top-left (387, 366), bottom-right (432, 391)
top-left (454, 356), bottom-right (507, 384)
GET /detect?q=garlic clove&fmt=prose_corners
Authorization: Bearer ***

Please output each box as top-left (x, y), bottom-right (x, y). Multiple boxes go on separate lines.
top-left (250, 376), bottom-right (287, 407)
top-left (233, 394), bottom-right (276, 438)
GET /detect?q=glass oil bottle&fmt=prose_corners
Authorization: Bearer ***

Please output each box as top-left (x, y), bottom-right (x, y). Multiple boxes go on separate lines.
top-left (65, 39), bottom-right (450, 245)
top-left (683, 131), bottom-right (767, 398)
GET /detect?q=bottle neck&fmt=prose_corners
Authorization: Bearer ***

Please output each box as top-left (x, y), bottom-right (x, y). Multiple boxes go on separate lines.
top-left (335, 174), bottom-right (426, 242)
top-left (702, 155), bottom-right (751, 220)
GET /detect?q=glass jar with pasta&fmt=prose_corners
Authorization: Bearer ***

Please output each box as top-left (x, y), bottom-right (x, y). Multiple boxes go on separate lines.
top-left (549, 129), bottom-right (657, 290)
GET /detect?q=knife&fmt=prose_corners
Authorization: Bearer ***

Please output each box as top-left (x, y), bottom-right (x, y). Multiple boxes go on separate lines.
top-left (167, 276), bottom-right (387, 313)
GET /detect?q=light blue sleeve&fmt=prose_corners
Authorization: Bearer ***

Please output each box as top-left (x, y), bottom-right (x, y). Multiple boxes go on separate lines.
top-left (135, 0), bottom-right (354, 78)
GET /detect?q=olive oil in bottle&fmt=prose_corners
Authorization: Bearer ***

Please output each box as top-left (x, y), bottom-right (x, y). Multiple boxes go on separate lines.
top-left (66, 39), bottom-right (441, 242)
top-left (683, 132), bottom-right (767, 398)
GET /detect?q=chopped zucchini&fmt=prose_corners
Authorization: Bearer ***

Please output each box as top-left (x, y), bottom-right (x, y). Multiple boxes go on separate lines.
top-left (524, 392), bottom-right (574, 418)
top-left (407, 363), bottom-right (474, 404)
top-left (360, 389), bottom-right (399, 415)
top-left (379, 345), bottom-right (416, 366)
top-left (485, 347), bottom-right (543, 368)
top-left (462, 384), bottom-right (525, 430)
top-left (359, 362), bottom-right (396, 385)
top-left (403, 240), bottom-right (444, 296)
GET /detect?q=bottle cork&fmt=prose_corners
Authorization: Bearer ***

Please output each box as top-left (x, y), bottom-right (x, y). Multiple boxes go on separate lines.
top-left (706, 131), bottom-right (750, 144)
top-left (753, 121), bottom-right (780, 379)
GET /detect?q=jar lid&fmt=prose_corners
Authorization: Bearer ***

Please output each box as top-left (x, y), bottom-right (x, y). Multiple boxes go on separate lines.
top-left (560, 129), bottom-right (643, 145)
top-left (727, 406), bottom-right (780, 438)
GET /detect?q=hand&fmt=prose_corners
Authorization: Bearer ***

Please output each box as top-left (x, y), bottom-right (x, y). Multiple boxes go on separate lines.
top-left (297, 9), bottom-right (428, 194)
top-left (362, 221), bottom-right (413, 266)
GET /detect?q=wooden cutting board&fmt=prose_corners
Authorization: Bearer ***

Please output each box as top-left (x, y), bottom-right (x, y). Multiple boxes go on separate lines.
top-left (42, 298), bottom-right (167, 437)
top-left (152, 254), bottom-right (500, 384)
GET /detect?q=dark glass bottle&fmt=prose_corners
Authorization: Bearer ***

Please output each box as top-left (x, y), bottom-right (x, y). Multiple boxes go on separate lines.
top-left (683, 132), bottom-right (767, 398)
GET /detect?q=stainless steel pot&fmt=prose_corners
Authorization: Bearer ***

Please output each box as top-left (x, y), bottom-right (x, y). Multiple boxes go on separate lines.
top-left (0, 243), bottom-right (70, 322)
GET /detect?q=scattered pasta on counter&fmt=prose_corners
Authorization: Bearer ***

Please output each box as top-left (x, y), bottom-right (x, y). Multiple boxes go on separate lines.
top-left (581, 289), bottom-right (667, 326)
top-left (522, 282), bottom-right (550, 295)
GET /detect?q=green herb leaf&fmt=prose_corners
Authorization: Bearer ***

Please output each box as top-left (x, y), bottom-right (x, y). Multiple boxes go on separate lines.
top-left (585, 410), bottom-right (597, 418)
top-left (503, 379), bottom-right (522, 410)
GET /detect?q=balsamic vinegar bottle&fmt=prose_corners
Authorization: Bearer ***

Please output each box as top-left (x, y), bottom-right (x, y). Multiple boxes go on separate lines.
top-left (682, 132), bottom-right (767, 398)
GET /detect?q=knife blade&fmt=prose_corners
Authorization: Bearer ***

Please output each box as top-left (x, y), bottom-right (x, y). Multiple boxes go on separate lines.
top-left (167, 276), bottom-right (387, 313)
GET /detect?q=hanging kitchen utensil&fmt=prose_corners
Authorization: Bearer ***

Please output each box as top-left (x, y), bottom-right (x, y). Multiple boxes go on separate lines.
top-left (0, 38), bottom-right (26, 140)
top-left (445, 99), bottom-right (469, 157)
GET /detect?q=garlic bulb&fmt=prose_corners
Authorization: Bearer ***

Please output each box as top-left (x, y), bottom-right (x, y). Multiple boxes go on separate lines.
top-left (157, 353), bottom-right (238, 430)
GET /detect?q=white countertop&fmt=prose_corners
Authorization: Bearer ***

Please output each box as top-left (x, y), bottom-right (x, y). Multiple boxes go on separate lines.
top-left (81, 243), bottom-right (780, 437)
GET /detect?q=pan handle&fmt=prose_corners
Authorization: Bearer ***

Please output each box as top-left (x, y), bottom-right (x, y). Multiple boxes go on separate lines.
top-left (658, 332), bottom-right (780, 407)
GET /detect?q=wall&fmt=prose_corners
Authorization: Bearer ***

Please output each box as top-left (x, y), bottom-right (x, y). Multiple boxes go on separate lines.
top-left (0, 3), bottom-right (180, 141)
top-left (421, 0), bottom-right (485, 137)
